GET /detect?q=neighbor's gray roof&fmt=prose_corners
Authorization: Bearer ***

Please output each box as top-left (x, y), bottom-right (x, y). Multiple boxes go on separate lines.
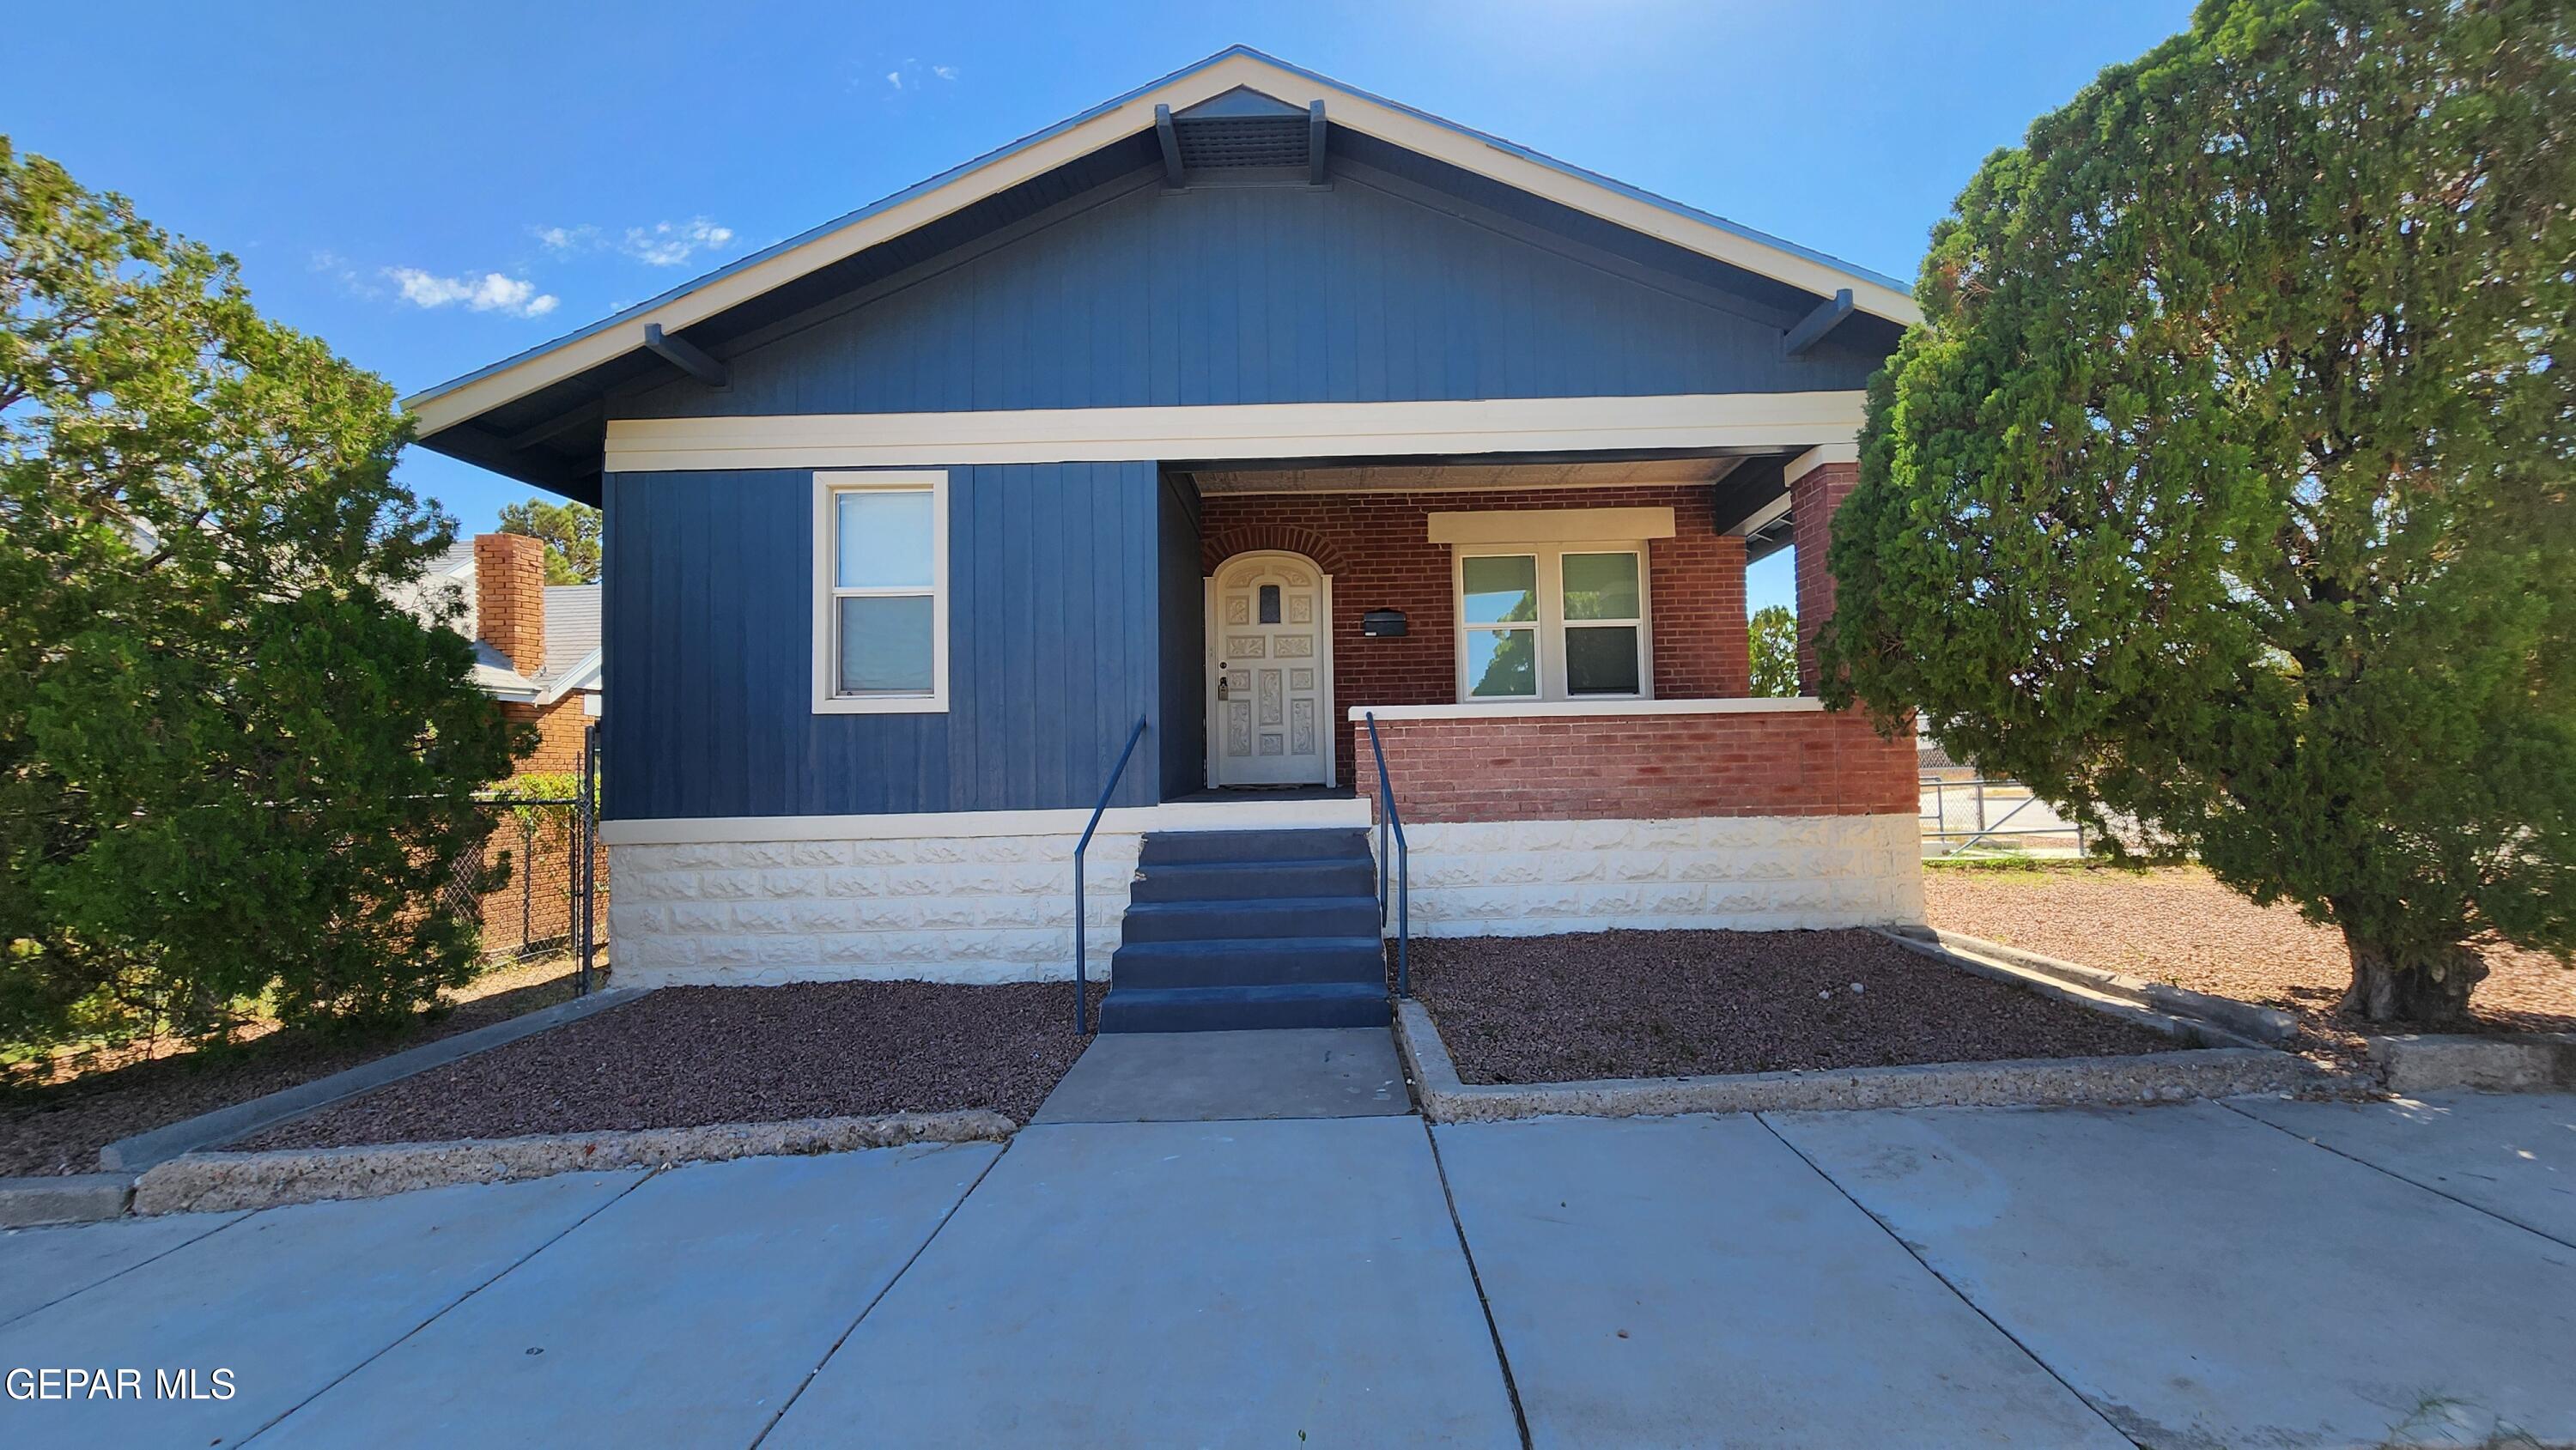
top-left (532, 585), bottom-right (602, 694)
top-left (386, 542), bottom-right (599, 700)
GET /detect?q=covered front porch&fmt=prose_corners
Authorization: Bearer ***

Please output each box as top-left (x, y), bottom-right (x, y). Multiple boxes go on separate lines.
top-left (1170, 449), bottom-right (1842, 794)
top-left (1157, 446), bottom-right (1921, 937)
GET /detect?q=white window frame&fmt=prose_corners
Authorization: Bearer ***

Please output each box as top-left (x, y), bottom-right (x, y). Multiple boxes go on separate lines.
top-left (811, 470), bottom-right (949, 714)
top-left (1451, 542), bottom-right (1653, 704)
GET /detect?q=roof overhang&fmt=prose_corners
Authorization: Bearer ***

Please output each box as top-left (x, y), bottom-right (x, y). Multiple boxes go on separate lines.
top-left (534, 647), bottom-right (603, 706)
top-left (404, 47), bottom-right (1917, 495)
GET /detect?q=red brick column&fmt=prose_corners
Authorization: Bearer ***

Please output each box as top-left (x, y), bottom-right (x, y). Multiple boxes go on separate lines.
top-left (1789, 455), bottom-right (1859, 694)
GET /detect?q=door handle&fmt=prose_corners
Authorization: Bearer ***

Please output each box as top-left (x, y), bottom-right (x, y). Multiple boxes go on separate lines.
top-left (1216, 668), bottom-right (1230, 702)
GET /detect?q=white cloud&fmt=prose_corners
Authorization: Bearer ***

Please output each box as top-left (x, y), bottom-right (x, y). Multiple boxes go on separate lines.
top-left (534, 224), bottom-right (598, 252)
top-left (621, 217), bottom-right (735, 267)
top-left (384, 267), bottom-right (559, 319)
top-left (875, 58), bottom-right (957, 93)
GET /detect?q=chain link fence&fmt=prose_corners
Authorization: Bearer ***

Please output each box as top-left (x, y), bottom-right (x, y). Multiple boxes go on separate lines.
top-left (440, 797), bottom-right (605, 962)
top-left (441, 724), bottom-right (607, 986)
top-left (1920, 774), bottom-right (2089, 858)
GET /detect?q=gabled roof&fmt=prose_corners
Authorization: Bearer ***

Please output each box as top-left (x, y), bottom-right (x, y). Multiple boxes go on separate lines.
top-left (406, 47), bottom-right (1917, 495)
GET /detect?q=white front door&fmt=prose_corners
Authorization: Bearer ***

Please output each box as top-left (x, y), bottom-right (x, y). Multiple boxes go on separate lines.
top-left (1209, 551), bottom-right (1331, 786)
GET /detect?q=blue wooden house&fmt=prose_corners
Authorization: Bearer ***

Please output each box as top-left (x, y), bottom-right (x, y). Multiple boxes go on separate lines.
top-left (410, 48), bottom-right (1928, 1030)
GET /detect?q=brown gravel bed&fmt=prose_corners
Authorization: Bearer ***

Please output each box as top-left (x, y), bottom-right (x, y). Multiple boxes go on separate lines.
top-left (1923, 865), bottom-right (2576, 1064)
top-left (0, 959), bottom-right (587, 1178)
top-left (1412, 928), bottom-right (2182, 1086)
top-left (240, 980), bottom-right (1106, 1150)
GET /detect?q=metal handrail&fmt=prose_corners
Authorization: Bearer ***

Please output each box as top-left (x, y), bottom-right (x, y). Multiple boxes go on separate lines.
top-left (1073, 717), bottom-right (1150, 1034)
top-left (1364, 712), bottom-right (1410, 998)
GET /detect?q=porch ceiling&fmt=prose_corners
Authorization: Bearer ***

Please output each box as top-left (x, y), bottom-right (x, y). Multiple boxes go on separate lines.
top-left (1181, 456), bottom-right (1747, 495)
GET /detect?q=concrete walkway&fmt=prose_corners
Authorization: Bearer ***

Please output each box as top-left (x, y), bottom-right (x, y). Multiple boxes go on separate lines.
top-left (1, 1083), bottom-right (2568, 1447)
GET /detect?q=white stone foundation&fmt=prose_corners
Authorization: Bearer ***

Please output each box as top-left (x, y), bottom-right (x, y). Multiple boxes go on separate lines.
top-left (603, 807), bottom-right (1923, 987)
top-left (1391, 813), bottom-right (1923, 938)
top-left (607, 832), bottom-right (1143, 990)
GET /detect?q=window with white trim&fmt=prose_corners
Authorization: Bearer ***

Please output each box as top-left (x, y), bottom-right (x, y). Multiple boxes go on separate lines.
top-left (1453, 543), bottom-right (1649, 701)
top-left (812, 470), bottom-right (948, 713)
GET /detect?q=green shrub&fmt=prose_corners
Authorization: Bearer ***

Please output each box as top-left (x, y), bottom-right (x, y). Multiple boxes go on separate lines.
top-left (0, 142), bottom-right (522, 1051)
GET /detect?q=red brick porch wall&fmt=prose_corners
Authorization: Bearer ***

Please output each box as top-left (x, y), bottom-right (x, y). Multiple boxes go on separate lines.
top-left (1352, 707), bottom-right (1917, 825)
top-left (1200, 484), bottom-right (1750, 786)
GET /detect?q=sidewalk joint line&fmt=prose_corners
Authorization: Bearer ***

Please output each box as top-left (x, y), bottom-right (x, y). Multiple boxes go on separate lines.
top-left (2214, 1096), bottom-right (2576, 1253)
top-left (236, 1165), bottom-right (664, 1446)
top-left (1750, 1111), bottom-right (2145, 1449)
top-left (0, 1207), bottom-right (248, 1332)
top-left (748, 1138), bottom-right (1012, 1447)
top-left (1419, 1119), bottom-right (1537, 1450)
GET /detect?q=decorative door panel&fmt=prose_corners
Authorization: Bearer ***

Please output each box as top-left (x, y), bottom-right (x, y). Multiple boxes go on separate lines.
top-left (1211, 553), bottom-right (1329, 786)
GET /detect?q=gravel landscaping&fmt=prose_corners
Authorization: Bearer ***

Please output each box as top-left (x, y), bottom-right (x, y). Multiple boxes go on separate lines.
top-left (0, 958), bottom-right (588, 1178)
top-left (239, 980), bottom-right (1105, 1150)
top-left (1924, 865), bottom-right (2576, 1059)
top-left (1411, 928), bottom-right (2181, 1086)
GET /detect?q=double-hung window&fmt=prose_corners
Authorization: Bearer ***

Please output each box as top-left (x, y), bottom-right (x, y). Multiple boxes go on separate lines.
top-left (812, 470), bottom-right (948, 713)
top-left (1454, 543), bottom-right (1649, 701)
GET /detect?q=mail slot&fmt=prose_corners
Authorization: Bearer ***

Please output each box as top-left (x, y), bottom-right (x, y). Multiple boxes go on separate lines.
top-left (1361, 609), bottom-right (1408, 638)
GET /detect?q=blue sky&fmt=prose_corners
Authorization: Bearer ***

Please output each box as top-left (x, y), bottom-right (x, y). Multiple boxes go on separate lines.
top-left (13, 1), bottom-right (2190, 611)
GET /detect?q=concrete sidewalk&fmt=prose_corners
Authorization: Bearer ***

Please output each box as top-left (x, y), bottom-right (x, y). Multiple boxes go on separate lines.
top-left (0, 1089), bottom-right (2567, 1447)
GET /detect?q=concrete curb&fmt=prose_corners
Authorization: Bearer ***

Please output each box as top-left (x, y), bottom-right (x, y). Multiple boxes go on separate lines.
top-left (99, 986), bottom-right (646, 1173)
top-left (0, 1172), bottom-right (137, 1229)
top-left (130, 1110), bottom-right (1018, 1216)
top-left (1883, 925), bottom-right (2300, 1044)
top-left (1394, 998), bottom-right (2340, 1124)
top-left (2369, 1033), bottom-right (2576, 1095)
top-left (1872, 927), bottom-right (2264, 1048)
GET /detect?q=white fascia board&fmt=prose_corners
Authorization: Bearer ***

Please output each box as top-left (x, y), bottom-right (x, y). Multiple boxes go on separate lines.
top-left (406, 52), bottom-right (1916, 435)
top-left (533, 647), bottom-right (603, 706)
top-left (604, 391), bottom-right (1868, 473)
top-left (1349, 697), bottom-right (1826, 722)
top-left (1786, 442), bottom-right (1861, 481)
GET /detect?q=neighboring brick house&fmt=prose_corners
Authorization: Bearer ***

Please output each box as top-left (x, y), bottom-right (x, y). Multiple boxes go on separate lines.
top-left (404, 533), bottom-right (601, 773)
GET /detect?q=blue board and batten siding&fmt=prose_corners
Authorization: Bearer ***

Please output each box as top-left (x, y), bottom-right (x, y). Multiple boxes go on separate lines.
top-left (612, 167), bottom-right (1883, 422)
top-left (602, 464), bottom-right (1174, 821)
top-left (601, 163), bottom-right (1885, 823)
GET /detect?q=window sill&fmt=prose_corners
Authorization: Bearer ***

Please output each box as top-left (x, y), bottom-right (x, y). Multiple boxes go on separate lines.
top-left (814, 695), bottom-right (950, 715)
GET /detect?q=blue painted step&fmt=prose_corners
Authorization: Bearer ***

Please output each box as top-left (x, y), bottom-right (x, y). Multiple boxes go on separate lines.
top-left (1129, 856), bottom-right (1378, 903)
top-left (1097, 981), bottom-right (1390, 1033)
top-left (1100, 827), bottom-right (1391, 1033)
top-left (1110, 937), bottom-right (1386, 990)
top-left (1137, 828), bottom-right (1370, 867)
top-left (1121, 895), bottom-right (1381, 944)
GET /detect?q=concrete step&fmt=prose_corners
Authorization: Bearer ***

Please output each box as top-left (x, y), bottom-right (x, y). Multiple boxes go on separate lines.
top-left (1128, 857), bottom-right (1380, 904)
top-left (1138, 828), bottom-right (1371, 868)
top-left (1121, 896), bottom-right (1382, 945)
top-left (1109, 937), bottom-right (1387, 990)
top-left (1097, 981), bottom-right (1392, 1033)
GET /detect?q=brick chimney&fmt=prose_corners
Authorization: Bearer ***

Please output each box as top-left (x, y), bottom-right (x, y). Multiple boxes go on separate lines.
top-left (473, 533), bottom-right (546, 676)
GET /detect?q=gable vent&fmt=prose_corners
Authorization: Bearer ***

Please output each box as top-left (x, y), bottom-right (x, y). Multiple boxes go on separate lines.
top-left (1157, 88), bottom-right (1325, 186)
top-left (1176, 115), bottom-right (1307, 169)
